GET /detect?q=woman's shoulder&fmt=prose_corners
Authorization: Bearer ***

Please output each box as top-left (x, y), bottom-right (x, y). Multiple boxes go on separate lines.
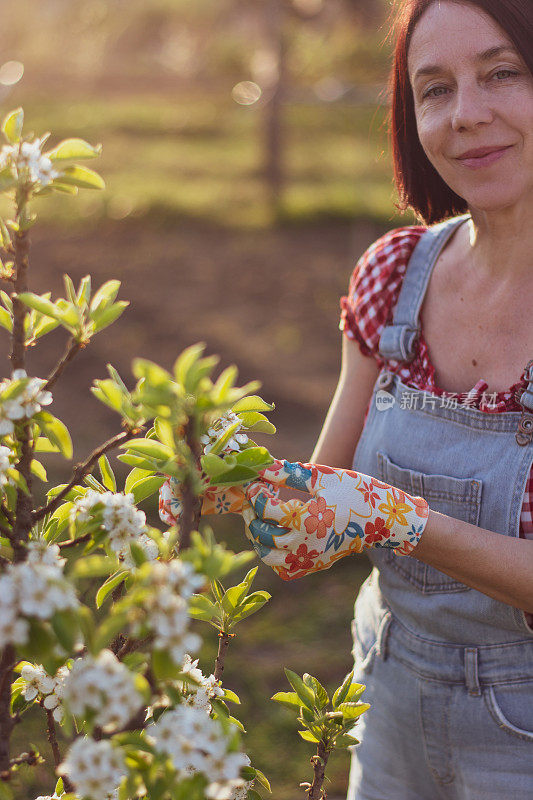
top-left (340, 225), bottom-right (427, 358)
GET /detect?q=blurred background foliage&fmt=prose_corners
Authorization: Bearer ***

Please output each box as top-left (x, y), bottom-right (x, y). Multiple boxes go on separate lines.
top-left (2, 1), bottom-right (416, 797)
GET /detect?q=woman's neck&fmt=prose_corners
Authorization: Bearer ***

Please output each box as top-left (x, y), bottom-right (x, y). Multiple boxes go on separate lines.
top-left (467, 204), bottom-right (533, 284)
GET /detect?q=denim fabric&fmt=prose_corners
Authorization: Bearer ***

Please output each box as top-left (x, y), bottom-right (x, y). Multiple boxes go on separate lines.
top-left (346, 216), bottom-right (533, 799)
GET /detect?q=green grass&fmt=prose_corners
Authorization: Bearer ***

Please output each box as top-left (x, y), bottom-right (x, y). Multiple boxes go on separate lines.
top-left (0, 89), bottom-right (402, 230)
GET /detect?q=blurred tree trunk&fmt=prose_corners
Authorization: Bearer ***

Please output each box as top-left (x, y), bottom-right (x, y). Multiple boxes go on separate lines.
top-left (263, 0), bottom-right (288, 219)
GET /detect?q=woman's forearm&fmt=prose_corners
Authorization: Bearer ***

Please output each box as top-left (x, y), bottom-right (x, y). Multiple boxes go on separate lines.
top-left (411, 509), bottom-right (533, 614)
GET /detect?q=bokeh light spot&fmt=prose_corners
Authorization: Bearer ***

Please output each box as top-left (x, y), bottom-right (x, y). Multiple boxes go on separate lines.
top-left (0, 61), bottom-right (24, 86)
top-left (232, 81), bottom-right (262, 106)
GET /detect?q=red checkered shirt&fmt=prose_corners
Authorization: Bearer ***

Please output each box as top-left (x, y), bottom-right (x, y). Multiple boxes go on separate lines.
top-left (339, 226), bottom-right (533, 547)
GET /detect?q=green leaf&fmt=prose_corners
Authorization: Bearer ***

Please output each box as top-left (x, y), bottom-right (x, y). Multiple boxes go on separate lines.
top-left (271, 691), bottom-right (302, 711)
top-left (232, 395), bottom-right (275, 414)
top-left (333, 732), bottom-right (360, 749)
top-left (239, 415), bottom-right (276, 434)
top-left (173, 342), bottom-right (205, 388)
top-left (130, 475), bottom-right (166, 504)
top-left (284, 668), bottom-right (316, 711)
top-left (307, 675), bottom-right (329, 709)
top-left (152, 649), bottom-right (180, 681)
top-left (211, 578), bottom-right (225, 603)
top-left (252, 768), bottom-right (271, 793)
top-left (46, 137), bottom-right (102, 161)
top-left (15, 292), bottom-right (64, 321)
top-left (222, 688), bottom-right (240, 705)
top-left (59, 164), bottom-right (105, 190)
top-left (50, 181), bottom-right (78, 195)
top-left (0, 218), bottom-right (11, 249)
top-left (71, 555), bottom-right (117, 579)
top-left (96, 570), bottom-right (128, 608)
top-left (34, 411), bottom-right (73, 459)
top-left (98, 454), bottom-right (116, 492)
top-left (344, 682), bottom-right (367, 703)
top-left (205, 465), bottom-right (260, 486)
top-left (51, 609), bottom-right (79, 652)
top-left (229, 590), bottom-right (271, 624)
top-left (298, 730), bottom-right (320, 743)
top-left (188, 593), bottom-right (219, 623)
top-left (233, 446), bottom-right (273, 469)
top-left (337, 701), bottom-right (371, 720)
top-left (332, 670), bottom-right (354, 708)
top-left (91, 379), bottom-right (124, 413)
top-left (91, 301), bottom-right (129, 333)
top-left (0, 306), bottom-right (12, 332)
top-left (76, 274), bottom-right (92, 307)
top-left (201, 453), bottom-right (234, 481)
top-left (90, 279), bottom-right (121, 313)
top-left (0, 168), bottom-right (15, 193)
top-left (2, 108), bottom-right (23, 144)
top-left (124, 467), bottom-right (151, 495)
top-left (120, 438), bottom-right (173, 462)
top-left (30, 458), bottom-right (47, 482)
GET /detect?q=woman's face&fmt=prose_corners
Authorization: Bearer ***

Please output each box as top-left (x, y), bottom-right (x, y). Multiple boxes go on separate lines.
top-left (408, 1), bottom-right (533, 215)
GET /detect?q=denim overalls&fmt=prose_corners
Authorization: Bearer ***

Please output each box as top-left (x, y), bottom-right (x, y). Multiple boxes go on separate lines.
top-left (346, 215), bottom-right (533, 800)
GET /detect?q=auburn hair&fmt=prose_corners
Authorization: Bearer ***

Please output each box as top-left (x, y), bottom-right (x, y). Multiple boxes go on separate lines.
top-left (389, 0), bottom-right (533, 224)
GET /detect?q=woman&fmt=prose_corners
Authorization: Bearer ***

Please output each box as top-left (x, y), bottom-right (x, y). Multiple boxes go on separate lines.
top-left (160, 0), bottom-right (533, 796)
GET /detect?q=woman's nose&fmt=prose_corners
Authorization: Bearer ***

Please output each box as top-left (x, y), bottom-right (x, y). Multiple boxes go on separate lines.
top-left (451, 84), bottom-right (494, 132)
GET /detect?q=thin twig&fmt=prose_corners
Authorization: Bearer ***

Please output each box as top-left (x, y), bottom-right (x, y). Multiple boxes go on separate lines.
top-left (9, 749), bottom-right (40, 768)
top-left (32, 427), bottom-right (141, 523)
top-left (178, 417), bottom-right (202, 553)
top-left (58, 532), bottom-right (92, 550)
top-left (307, 741), bottom-right (330, 800)
top-left (45, 706), bottom-right (74, 793)
top-left (214, 631), bottom-right (233, 683)
top-left (0, 646), bottom-right (15, 772)
top-left (43, 338), bottom-right (85, 393)
top-left (0, 502), bottom-right (14, 527)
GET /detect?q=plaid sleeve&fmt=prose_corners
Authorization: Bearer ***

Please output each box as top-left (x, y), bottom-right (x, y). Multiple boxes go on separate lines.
top-left (339, 226), bottom-right (427, 361)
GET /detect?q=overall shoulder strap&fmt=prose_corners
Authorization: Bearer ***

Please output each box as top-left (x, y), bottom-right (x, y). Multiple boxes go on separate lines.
top-left (378, 214), bottom-right (470, 363)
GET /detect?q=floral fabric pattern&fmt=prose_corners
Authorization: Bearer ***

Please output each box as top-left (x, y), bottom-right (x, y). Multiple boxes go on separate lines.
top-left (241, 459), bottom-right (429, 581)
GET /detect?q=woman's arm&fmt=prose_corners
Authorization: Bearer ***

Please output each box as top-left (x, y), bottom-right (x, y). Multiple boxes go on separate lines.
top-left (311, 336), bottom-right (380, 467)
top-left (412, 509), bottom-right (533, 613)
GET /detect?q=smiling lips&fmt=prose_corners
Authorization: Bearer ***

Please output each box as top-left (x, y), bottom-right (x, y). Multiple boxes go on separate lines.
top-left (455, 145), bottom-right (513, 169)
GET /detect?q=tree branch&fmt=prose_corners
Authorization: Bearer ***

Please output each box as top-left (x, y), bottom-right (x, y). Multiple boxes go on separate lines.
top-left (178, 416), bottom-right (202, 553)
top-left (0, 646), bottom-right (16, 772)
top-left (45, 707), bottom-right (74, 792)
top-left (58, 532), bottom-right (92, 550)
top-left (307, 741), bottom-right (330, 800)
top-left (32, 427), bottom-right (141, 523)
top-left (214, 631), bottom-right (233, 683)
top-left (43, 337), bottom-right (85, 393)
top-left (8, 749), bottom-right (40, 769)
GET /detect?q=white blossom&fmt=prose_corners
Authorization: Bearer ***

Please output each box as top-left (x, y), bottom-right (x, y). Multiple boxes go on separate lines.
top-left (200, 411), bottom-right (249, 455)
top-left (0, 445), bottom-right (12, 487)
top-left (70, 490), bottom-right (154, 564)
top-left (62, 649), bottom-right (144, 732)
top-left (0, 370), bottom-right (53, 435)
top-left (58, 737), bottom-right (126, 800)
top-left (20, 664), bottom-right (55, 700)
top-left (0, 140), bottom-right (61, 187)
top-left (0, 540), bottom-right (77, 648)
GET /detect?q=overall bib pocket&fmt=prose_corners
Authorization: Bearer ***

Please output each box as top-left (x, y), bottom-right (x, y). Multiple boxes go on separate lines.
top-left (376, 451), bottom-right (483, 594)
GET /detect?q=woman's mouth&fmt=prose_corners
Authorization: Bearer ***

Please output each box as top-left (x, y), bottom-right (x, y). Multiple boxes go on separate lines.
top-left (456, 145), bottom-right (513, 170)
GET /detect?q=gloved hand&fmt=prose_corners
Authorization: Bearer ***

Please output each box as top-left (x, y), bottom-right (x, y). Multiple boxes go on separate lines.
top-left (158, 476), bottom-right (277, 526)
top-left (241, 459), bottom-right (429, 581)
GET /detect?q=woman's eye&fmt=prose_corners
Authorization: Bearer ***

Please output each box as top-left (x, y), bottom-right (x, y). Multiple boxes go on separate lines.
top-left (493, 69), bottom-right (519, 81)
top-left (422, 86), bottom-right (449, 99)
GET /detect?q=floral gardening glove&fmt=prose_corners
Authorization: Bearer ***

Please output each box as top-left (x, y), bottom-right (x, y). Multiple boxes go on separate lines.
top-left (159, 477), bottom-right (250, 526)
top-left (241, 459), bottom-right (429, 581)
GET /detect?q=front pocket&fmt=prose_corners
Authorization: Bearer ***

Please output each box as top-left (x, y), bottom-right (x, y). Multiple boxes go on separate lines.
top-left (484, 683), bottom-right (533, 743)
top-left (376, 451), bottom-right (483, 594)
